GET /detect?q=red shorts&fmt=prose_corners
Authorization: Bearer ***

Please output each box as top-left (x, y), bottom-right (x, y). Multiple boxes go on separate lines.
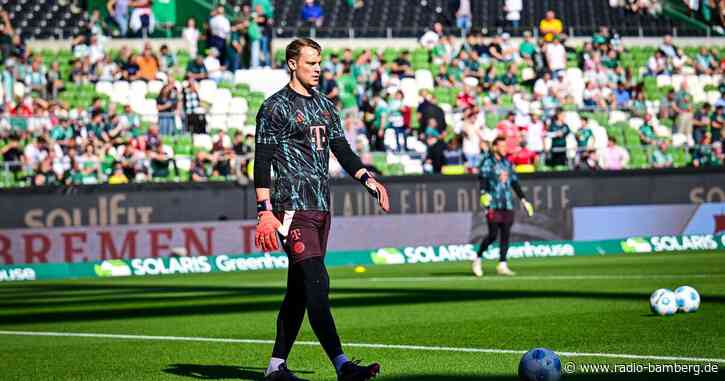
top-left (486, 209), bottom-right (515, 224)
top-left (275, 211), bottom-right (331, 264)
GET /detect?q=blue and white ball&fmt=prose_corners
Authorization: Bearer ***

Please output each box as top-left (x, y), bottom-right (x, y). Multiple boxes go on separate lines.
top-left (674, 286), bottom-right (700, 313)
top-left (518, 348), bottom-right (561, 381)
top-left (653, 290), bottom-right (678, 316)
top-left (649, 288), bottom-right (671, 313)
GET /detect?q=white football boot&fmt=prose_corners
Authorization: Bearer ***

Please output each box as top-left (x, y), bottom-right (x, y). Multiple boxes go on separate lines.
top-left (472, 257), bottom-right (483, 277)
top-left (496, 261), bottom-right (516, 276)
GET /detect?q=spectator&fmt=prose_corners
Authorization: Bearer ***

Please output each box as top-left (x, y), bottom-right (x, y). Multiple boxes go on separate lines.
top-left (575, 116), bottom-right (594, 164)
top-left (1, 134), bottom-right (24, 180)
top-left (455, 0), bottom-right (472, 35)
top-left (462, 108), bottom-right (485, 168)
top-left (203, 47), bottom-right (226, 83)
top-left (233, 132), bottom-right (254, 181)
top-left (544, 36), bottom-right (567, 76)
top-left (695, 46), bottom-right (716, 75)
top-left (600, 136), bottom-right (630, 170)
top-left (497, 112), bottom-right (522, 154)
top-left (658, 35), bottom-right (678, 60)
top-left (692, 133), bottom-right (721, 167)
top-left (613, 81), bottom-right (632, 109)
top-left (182, 79), bottom-right (206, 134)
top-left (108, 162), bottom-right (129, 184)
top-left (208, 5), bottom-right (231, 66)
top-left (504, 0), bottom-right (523, 29)
top-left (182, 18), bottom-right (200, 58)
top-left (129, 0), bottom-right (154, 37)
top-left (190, 151), bottom-right (209, 182)
top-left (157, 78), bottom-right (179, 135)
top-left (510, 141), bottom-right (538, 172)
top-left (107, 0), bottom-right (129, 37)
top-left (137, 43), bottom-right (160, 82)
top-left (420, 22), bottom-right (444, 50)
top-left (519, 31), bottom-right (537, 66)
top-left (25, 59), bottom-right (47, 99)
top-left (149, 144), bottom-right (175, 179)
top-left (186, 55), bottom-right (208, 81)
top-left (712, 105), bottom-right (724, 144)
top-left (321, 69), bottom-right (339, 103)
top-left (539, 10), bottom-right (564, 42)
top-left (123, 53), bottom-right (141, 81)
top-left (650, 140), bottom-right (674, 168)
top-left (301, 0), bottom-right (324, 28)
top-left (639, 114), bottom-right (658, 145)
top-left (546, 111), bottom-right (570, 167)
top-left (159, 44), bottom-right (177, 72)
top-left (0, 10), bottom-right (13, 61)
top-left (673, 80), bottom-right (694, 145)
top-left (425, 129), bottom-right (447, 173)
top-left (693, 103), bottom-right (712, 144)
top-left (442, 136), bottom-right (465, 168)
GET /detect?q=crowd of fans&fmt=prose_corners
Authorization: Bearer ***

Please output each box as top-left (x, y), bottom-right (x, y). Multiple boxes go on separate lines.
top-left (0, 4), bottom-right (724, 188)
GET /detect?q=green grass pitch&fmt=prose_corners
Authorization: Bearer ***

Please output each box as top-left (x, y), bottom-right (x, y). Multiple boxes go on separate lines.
top-left (0, 252), bottom-right (724, 380)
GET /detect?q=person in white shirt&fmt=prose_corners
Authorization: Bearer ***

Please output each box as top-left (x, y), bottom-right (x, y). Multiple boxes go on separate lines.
top-left (203, 47), bottom-right (225, 83)
top-left (420, 22), bottom-right (443, 50)
top-left (504, 0), bottom-right (523, 29)
top-left (462, 108), bottom-right (486, 168)
top-left (534, 72), bottom-right (554, 98)
top-left (182, 18), bottom-right (200, 59)
top-left (526, 111), bottom-right (545, 153)
top-left (208, 5), bottom-right (231, 65)
top-left (544, 37), bottom-right (567, 75)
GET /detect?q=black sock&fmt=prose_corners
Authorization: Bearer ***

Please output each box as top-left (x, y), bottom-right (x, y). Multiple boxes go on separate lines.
top-left (298, 257), bottom-right (343, 361)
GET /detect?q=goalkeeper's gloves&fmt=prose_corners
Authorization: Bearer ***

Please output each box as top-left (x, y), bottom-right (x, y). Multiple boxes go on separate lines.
top-left (479, 191), bottom-right (491, 208)
top-left (521, 198), bottom-right (534, 217)
top-left (359, 170), bottom-right (390, 212)
top-left (255, 200), bottom-right (281, 252)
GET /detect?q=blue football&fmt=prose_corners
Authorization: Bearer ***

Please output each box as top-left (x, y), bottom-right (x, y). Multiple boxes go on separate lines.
top-left (518, 348), bottom-right (562, 381)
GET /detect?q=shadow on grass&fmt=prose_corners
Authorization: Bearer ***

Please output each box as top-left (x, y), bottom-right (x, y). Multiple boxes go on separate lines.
top-left (162, 364), bottom-right (315, 380)
top-left (383, 373), bottom-right (723, 380)
top-left (1, 282), bottom-right (723, 325)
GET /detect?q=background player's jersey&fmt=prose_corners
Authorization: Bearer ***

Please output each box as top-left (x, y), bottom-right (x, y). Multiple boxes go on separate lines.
top-left (255, 85), bottom-right (345, 211)
top-left (477, 153), bottom-right (520, 210)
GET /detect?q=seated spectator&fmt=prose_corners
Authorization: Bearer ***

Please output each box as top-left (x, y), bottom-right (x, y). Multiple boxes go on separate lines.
top-left (692, 133), bottom-right (722, 167)
top-left (600, 136), bottom-right (630, 170)
top-left (496, 65), bottom-right (518, 95)
top-left (136, 43), bottom-right (160, 81)
top-left (203, 47), bottom-right (226, 83)
top-left (391, 50), bottom-right (413, 78)
top-left (658, 34), bottom-right (678, 60)
top-left (509, 141), bottom-right (538, 173)
top-left (149, 144), bottom-right (175, 179)
top-left (108, 162), bottom-right (129, 184)
top-left (539, 10), bottom-right (563, 42)
top-left (186, 55), bottom-right (209, 81)
top-left (122, 53), bottom-right (142, 81)
top-left (301, 0), bottom-right (324, 28)
top-left (613, 81), bottom-right (632, 109)
top-left (695, 46), bottom-right (716, 75)
top-left (639, 114), bottom-right (658, 145)
top-left (650, 140), bottom-right (674, 168)
top-left (646, 51), bottom-right (668, 76)
top-left (190, 152), bottom-right (209, 182)
top-left (544, 36), bottom-right (567, 76)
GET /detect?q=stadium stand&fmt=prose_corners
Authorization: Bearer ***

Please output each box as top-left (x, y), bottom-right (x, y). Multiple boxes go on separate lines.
top-left (0, 0), bottom-right (723, 189)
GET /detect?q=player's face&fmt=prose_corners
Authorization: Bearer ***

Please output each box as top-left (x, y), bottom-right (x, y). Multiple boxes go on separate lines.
top-left (291, 47), bottom-right (321, 88)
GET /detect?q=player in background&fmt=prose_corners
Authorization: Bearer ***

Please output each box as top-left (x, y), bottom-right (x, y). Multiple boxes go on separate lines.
top-left (254, 38), bottom-right (390, 381)
top-left (472, 137), bottom-right (534, 277)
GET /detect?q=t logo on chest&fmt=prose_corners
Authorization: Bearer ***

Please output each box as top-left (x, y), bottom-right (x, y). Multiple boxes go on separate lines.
top-left (309, 125), bottom-right (327, 151)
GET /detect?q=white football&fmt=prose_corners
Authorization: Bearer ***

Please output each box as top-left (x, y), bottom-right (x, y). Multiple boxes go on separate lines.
top-left (675, 286), bottom-right (701, 313)
top-left (649, 288), bottom-right (670, 313)
top-left (653, 290), bottom-right (678, 316)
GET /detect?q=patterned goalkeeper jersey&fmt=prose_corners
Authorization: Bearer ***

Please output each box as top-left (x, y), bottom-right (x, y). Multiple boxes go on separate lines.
top-left (477, 153), bottom-right (520, 210)
top-left (255, 85), bottom-right (345, 211)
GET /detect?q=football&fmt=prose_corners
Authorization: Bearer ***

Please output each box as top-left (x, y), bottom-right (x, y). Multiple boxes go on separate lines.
top-left (675, 286), bottom-right (701, 313)
top-left (650, 288), bottom-right (671, 313)
top-left (653, 290), bottom-right (679, 316)
top-left (518, 348), bottom-right (561, 381)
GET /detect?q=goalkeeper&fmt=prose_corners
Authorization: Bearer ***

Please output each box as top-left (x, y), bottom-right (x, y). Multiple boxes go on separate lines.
top-left (472, 137), bottom-right (533, 277)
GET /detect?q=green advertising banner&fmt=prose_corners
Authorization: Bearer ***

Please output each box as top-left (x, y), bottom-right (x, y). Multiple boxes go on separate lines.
top-left (2, 234), bottom-right (723, 283)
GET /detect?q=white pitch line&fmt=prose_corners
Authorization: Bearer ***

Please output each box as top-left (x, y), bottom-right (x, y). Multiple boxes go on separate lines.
top-left (1, 330), bottom-right (724, 364)
top-left (363, 274), bottom-right (723, 282)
